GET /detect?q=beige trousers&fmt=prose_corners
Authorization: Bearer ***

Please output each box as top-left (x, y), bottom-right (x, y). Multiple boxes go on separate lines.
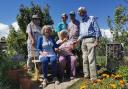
top-left (81, 38), bottom-right (97, 79)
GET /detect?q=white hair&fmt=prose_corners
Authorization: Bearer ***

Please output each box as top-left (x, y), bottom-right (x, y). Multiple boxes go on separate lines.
top-left (41, 25), bottom-right (52, 34)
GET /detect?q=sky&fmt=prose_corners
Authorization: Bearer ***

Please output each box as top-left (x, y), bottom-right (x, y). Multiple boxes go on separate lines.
top-left (0, 0), bottom-right (128, 29)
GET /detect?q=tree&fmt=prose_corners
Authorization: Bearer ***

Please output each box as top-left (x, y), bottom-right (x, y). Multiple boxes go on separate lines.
top-left (7, 2), bottom-right (54, 57)
top-left (106, 5), bottom-right (128, 43)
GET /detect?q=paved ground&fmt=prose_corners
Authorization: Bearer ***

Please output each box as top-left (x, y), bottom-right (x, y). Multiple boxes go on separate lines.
top-left (31, 78), bottom-right (80, 89)
top-left (44, 78), bottom-right (80, 89)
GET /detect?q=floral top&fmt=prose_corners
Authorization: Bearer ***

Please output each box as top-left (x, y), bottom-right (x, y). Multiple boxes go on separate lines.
top-left (57, 40), bottom-right (74, 56)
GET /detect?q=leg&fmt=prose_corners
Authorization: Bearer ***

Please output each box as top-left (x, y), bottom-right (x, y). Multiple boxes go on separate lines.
top-left (66, 56), bottom-right (71, 78)
top-left (27, 57), bottom-right (33, 70)
top-left (40, 57), bottom-right (49, 79)
top-left (81, 39), bottom-right (89, 78)
top-left (50, 55), bottom-right (60, 84)
top-left (87, 42), bottom-right (97, 80)
top-left (70, 55), bottom-right (77, 77)
top-left (58, 56), bottom-right (66, 78)
top-left (49, 55), bottom-right (58, 78)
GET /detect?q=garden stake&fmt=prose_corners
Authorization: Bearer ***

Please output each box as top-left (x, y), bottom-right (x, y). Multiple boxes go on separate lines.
top-left (32, 46), bottom-right (39, 81)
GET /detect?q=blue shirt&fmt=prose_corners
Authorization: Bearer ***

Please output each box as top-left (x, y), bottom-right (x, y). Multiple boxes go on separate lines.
top-left (78, 16), bottom-right (101, 40)
top-left (36, 36), bottom-right (59, 56)
top-left (56, 22), bottom-right (68, 32)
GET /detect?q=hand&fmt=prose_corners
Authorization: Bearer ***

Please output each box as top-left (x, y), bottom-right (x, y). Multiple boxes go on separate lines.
top-left (73, 39), bottom-right (80, 44)
top-left (40, 51), bottom-right (49, 56)
top-left (94, 40), bottom-right (98, 47)
top-left (63, 38), bottom-right (68, 43)
top-left (31, 39), bottom-right (35, 46)
top-left (55, 48), bottom-right (60, 53)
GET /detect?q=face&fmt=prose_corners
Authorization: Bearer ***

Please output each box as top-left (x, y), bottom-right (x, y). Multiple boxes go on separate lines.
top-left (70, 15), bottom-right (75, 20)
top-left (62, 16), bottom-right (67, 22)
top-left (44, 28), bottom-right (51, 37)
top-left (33, 18), bottom-right (40, 25)
top-left (79, 11), bottom-right (85, 17)
top-left (60, 33), bottom-right (67, 40)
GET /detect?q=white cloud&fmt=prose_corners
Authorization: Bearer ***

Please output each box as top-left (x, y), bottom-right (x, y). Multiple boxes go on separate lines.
top-left (12, 22), bottom-right (19, 31)
top-left (0, 23), bottom-right (9, 38)
top-left (0, 22), bottom-right (19, 38)
top-left (100, 28), bottom-right (113, 42)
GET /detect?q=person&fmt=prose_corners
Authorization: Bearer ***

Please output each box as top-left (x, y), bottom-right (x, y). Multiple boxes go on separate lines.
top-left (56, 30), bottom-right (77, 81)
top-left (68, 11), bottom-right (80, 41)
top-left (26, 14), bottom-right (41, 72)
top-left (76, 7), bottom-right (101, 80)
top-left (37, 25), bottom-right (59, 87)
top-left (56, 13), bottom-right (68, 38)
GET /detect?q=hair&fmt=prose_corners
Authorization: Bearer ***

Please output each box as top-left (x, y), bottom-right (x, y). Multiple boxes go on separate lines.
top-left (41, 25), bottom-right (52, 35)
top-left (60, 30), bottom-right (69, 38)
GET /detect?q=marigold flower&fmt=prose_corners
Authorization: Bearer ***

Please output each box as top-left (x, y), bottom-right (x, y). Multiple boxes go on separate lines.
top-left (109, 84), bottom-right (117, 89)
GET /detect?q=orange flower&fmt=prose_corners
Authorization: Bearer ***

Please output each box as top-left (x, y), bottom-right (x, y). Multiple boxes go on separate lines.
top-left (119, 80), bottom-right (125, 84)
top-left (119, 80), bottom-right (125, 88)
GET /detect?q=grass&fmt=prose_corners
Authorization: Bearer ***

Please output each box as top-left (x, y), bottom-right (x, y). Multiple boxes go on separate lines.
top-left (96, 56), bottom-right (106, 67)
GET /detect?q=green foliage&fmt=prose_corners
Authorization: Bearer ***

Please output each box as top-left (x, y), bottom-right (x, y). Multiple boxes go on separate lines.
top-left (0, 48), bottom-right (20, 89)
top-left (117, 66), bottom-right (128, 82)
top-left (106, 5), bottom-right (128, 43)
top-left (114, 6), bottom-right (127, 25)
top-left (97, 37), bottom-right (109, 56)
top-left (7, 26), bottom-right (27, 56)
top-left (96, 56), bottom-right (106, 67)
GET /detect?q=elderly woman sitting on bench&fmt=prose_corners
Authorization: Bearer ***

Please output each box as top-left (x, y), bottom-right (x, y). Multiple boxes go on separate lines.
top-left (37, 25), bottom-right (59, 87)
top-left (56, 30), bottom-right (77, 81)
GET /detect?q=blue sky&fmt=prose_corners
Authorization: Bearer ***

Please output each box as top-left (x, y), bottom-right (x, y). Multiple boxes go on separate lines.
top-left (0, 0), bottom-right (128, 29)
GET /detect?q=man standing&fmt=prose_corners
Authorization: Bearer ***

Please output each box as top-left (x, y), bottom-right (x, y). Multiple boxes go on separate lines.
top-left (26, 14), bottom-right (41, 72)
top-left (76, 7), bottom-right (101, 80)
top-left (68, 11), bottom-right (80, 41)
top-left (56, 13), bottom-right (68, 39)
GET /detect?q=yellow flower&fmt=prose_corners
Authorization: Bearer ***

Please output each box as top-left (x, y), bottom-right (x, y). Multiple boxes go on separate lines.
top-left (109, 84), bottom-right (117, 89)
top-left (80, 85), bottom-right (85, 89)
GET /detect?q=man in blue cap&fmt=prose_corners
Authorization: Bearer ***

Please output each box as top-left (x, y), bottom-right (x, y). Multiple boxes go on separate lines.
top-left (68, 11), bottom-right (80, 41)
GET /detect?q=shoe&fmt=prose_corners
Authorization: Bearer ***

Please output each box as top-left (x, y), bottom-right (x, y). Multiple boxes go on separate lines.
top-left (84, 75), bottom-right (89, 80)
top-left (42, 79), bottom-right (47, 88)
top-left (62, 77), bottom-right (66, 82)
top-left (53, 77), bottom-right (60, 85)
top-left (90, 78), bottom-right (97, 83)
top-left (70, 76), bottom-right (75, 80)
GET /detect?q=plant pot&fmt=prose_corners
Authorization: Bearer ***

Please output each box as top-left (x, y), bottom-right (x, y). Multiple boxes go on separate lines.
top-left (19, 77), bottom-right (31, 89)
top-left (7, 69), bottom-right (20, 81)
top-left (7, 68), bottom-right (27, 81)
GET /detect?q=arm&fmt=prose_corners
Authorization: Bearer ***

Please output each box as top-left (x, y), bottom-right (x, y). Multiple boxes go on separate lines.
top-left (37, 36), bottom-right (49, 56)
top-left (26, 24), bottom-right (34, 45)
top-left (93, 17), bottom-right (102, 46)
top-left (51, 36), bottom-right (60, 48)
top-left (77, 23), bottom-right (85, 41)
top-left (36, 36), bottom-right (43, 54)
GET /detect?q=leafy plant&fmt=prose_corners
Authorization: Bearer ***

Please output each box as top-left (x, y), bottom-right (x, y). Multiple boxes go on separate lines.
top-left (117, 66), bottom-right (128, 82)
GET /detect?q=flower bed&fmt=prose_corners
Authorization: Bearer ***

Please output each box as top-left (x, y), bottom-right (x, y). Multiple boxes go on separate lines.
top-left (80, 73), bottom-right (126, 89)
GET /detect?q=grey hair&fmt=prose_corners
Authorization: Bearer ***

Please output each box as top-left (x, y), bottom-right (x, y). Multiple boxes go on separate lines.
top-left (41, 25), bottom-right (52, 35)
top-left (60, 30), bottom-right (69, 37)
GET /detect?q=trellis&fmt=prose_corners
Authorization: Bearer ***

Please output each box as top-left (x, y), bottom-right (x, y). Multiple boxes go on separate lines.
top-left (106, 43), bottom-right (124, 71)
